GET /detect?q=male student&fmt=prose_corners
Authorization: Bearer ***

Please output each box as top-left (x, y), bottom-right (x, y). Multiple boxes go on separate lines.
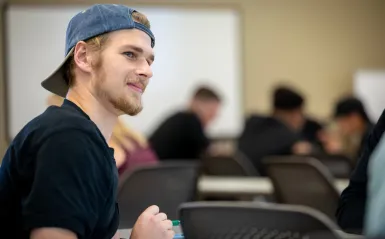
top-left (238, 86), bottom-right (313, 175)
top-left (0, 4), bottom-right (174, 239)
top-left (150, 86), bottom-right (221, 160)
top-left (321, 97), bottom-right (373, 162)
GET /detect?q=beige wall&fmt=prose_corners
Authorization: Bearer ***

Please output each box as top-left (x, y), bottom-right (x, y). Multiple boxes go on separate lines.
top-left (1, 0), bottom-right (385, 156)
top-left (0, 3), bottom-right (7, 157)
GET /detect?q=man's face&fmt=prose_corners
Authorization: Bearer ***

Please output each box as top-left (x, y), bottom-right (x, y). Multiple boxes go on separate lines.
top-left (289, 108), bottom-right (305, 131)
top-left (200, 100), bottom-right (220, 127)
top-left (335, 114), bottom-right (357, 136)
top-left (92, 29), bottom-right (154, 116)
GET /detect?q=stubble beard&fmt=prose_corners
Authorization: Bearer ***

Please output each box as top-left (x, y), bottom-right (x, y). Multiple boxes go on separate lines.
top-left (94, 65), bottom-right (143, 116)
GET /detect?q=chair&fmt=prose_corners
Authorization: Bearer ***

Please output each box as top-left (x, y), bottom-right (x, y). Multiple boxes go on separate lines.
top-left (117, 161), bottom-right (199, 229)
top-left (314, 154), bottom-right (353, 178)
top-left (202, 151), bottom-right (259, 176)
top-left (263, 156), bottom-right (340, 220)
top-left (178, 201), bottom-right (342, 239)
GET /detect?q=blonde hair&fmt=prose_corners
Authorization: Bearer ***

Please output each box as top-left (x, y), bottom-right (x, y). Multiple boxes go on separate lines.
top-left (111, 119), bottom-right (148, 151)
top-left (65, 11), bottom-right (151, 87)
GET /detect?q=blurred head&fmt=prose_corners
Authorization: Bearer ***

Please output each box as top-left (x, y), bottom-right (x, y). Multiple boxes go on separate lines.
top-left (334, 97), bottom-right (370, 135)
top-left (67, 11), bottom-right (154, 116)
top-left (190, 86), bottom-right (222, 127)
top-left (272, 86), bottom-right (305, 131)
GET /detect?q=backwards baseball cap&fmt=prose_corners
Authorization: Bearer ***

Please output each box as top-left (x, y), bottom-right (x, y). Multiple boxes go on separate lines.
top-left (41, 4), bottom-right (155, 97)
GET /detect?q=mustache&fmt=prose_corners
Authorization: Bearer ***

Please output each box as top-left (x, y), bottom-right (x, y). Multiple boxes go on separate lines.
top-left (126, 79), bottom-right (148, 91)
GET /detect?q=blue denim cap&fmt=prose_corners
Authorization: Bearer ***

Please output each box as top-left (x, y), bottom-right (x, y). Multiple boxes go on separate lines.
top-left (41, 4), bottom-right (155, 97)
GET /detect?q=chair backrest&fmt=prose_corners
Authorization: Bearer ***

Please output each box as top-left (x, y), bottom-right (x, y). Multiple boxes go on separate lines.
top-left (313, 154), bottom-right (353, 178)
top-left (263, 156), bottom-right (340, 220)
top-left (117, 161), bottom-right (199, 228)
top-left (202, 151), bottom-right (259, 176)
top-left (179, 201), bottom-right (342, 239)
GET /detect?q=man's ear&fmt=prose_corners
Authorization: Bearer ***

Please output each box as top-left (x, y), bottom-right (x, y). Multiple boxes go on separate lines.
top-left (73, 41), bottom-right (92, 73)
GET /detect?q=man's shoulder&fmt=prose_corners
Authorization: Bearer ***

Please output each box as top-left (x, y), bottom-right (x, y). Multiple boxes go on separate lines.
top-left (157, 111), bottom-right (197, 127)
top-left (12, 105), bottom-right (102, 149)
top-left (171, 111), bottom-right (200, 124)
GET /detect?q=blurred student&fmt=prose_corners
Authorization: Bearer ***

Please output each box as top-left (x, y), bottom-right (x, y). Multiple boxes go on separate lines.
top-left (336, 109), bottom-right (385, 234)
top-left (321, 97), bottom-right (373, 162)
top-left (149, 86), bottom-right (221, 160)
top-left (47, 94), bottom-right (158, 175)
top-left (238, 86), bottom-right (313, 175)
top-left (110, 119), bottom-right (158, 175)
top-left (301, 118), bottom-right (324, 150)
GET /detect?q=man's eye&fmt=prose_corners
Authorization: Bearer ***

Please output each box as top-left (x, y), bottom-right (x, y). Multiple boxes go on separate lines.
top-left (124, 52), bottom-right (135, 58)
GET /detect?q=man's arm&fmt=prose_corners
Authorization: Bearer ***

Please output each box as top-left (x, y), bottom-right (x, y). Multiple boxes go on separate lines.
top-left (189, 115), bottom-right (210, 155)
top-left (30, 228), bottom-right (77, 239)
top-left (23, 130), bottom-right (111, 238)
top-left (364, 135), bottom-right (385, 237)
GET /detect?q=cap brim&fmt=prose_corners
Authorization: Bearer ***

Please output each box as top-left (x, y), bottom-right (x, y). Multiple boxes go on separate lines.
top-left (41, 48), bottom-right (74, 98)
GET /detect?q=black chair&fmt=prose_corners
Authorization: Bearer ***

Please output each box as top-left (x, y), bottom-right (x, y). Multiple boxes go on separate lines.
top-left (179, 201), bottom-right (342, 239)
top-left (314, 154), bottom-right (353, 178)
top-left (117, 161), bottom-right (199, 228)
top-left (202, 151), bottom-right (259, 176)
top-left (263, 156), bottom-right (340, 221)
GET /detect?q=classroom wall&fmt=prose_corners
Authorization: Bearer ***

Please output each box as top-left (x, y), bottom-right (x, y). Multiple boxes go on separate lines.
top-left (1, 0), bottom-right (385, 156)
top-left (0, 2), bottom-right (7, 156)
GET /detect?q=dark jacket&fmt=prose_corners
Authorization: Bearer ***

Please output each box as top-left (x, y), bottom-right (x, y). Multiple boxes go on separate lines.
top-left (149, 111), bottom-right (209, 160)
top-left (238, 115), bottom-right (300, 176)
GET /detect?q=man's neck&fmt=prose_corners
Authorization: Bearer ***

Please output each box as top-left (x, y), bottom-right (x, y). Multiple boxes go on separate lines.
top-left (66, 88), bottom-right (118, 142)
top-left (272, 112), bottom-right (294, 130)
top-left (188, 104), bottom-right (206, 128)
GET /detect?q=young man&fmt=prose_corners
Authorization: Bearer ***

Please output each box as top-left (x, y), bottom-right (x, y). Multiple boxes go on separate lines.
top-left (149, 86), bottom-right (221, 160)
top-left (328, 97), bottom-right (373, 160)
top-left (0, 4), bottom-right (174, 239)
top-left (238, 86), bottom-right (313, 175)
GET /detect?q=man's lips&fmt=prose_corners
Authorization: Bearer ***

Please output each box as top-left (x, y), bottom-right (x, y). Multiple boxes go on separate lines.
top-left (127, 83), bottom-right (144, 93)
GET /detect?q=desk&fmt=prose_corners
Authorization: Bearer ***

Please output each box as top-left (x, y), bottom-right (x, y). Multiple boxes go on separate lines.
top-left (198, 176), bottom-right (349, 196)
top-left (118, 227), bottom-right (183, 239)
top-left (118, 228), bottom-right (363, 239)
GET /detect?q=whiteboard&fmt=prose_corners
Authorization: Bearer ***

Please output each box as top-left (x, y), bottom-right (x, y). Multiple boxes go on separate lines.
top-left (5, 5), bottom-right (242, 139)
top-left (353, 70), bottom-right (385, 122)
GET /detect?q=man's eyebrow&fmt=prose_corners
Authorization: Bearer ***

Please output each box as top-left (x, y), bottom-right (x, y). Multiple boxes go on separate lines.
top-left (122, 44), bottom-right (155, 62)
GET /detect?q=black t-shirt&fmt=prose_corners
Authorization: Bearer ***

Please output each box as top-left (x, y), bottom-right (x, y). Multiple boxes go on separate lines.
top-left (238, 115), bottom-right (300, 176)
top-left (0, 99), bottom-right (119, 239)
top-left (149, 111), bottom-right (209, 160)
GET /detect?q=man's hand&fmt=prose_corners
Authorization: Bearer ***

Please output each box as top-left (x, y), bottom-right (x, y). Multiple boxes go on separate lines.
top-left (292, 141), bottom-right (313, 155)
top-left (130, 205), bottom-right (175, 239)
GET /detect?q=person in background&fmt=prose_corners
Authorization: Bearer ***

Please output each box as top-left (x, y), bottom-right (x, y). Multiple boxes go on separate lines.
top-left (110, 119), bottom-right (158, 175)
top-left (321, 97), bottom-right (373, 163)
top-left (301, 118), bottom-right (324, 151)
top-left (149, 86), bottom-right (221, 160)
top-left (238, 86), bottom-right (313, 175)
top-left (47, 93), bottom-right (158, 175)
top-left (336, 108), bottom-right (385, 235)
